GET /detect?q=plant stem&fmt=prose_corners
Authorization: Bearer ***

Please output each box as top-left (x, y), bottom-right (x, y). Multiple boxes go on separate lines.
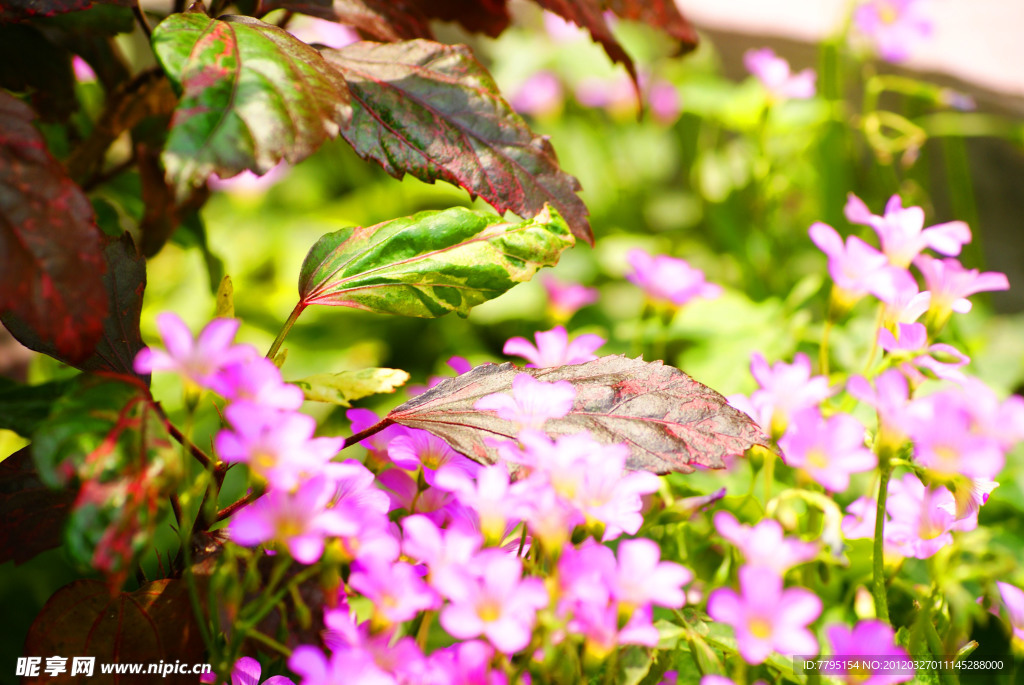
top-left (161, 406), bottom-right (215, 470)
top-left (246, 629), bottom-right (292, 657)
top-left (216, 487), bottom-right (266, 522)
top-left (923, 603), bottom-right (959, 685)
top-left (266, 302), bottom-right (305, 360)
top-left (820, 318), bottom-right (832, 378)
top-left (342, 419), bottom-right (393, 450)
top-left (872, 453), bottom-right (893, 622)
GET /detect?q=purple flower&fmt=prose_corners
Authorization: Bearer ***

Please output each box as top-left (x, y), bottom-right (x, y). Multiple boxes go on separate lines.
top-left (845, 194), bottom-right (971, 268)
top-left (649, 79), bottom-right (682, 124)
top-left (72, 55), bottom-right (97, 82)
top-left (542, 276), bottom-right (598, 321)
top-left (853, 0), bottom-right (933, 63)
top-left (625, 249), bottom-right (722, 308)
top-left (134, 313), bottom-right (257, 388)
top-left (474, 373), bottom-right (575, 431)
top-left (571, 602), bottom-right (660, 658)
top-left (996, 582), bottom-right (1024, 641)
top-left (509, 71), bottom-right (563, 117)
top-left (229, 475), bottom-right (357, 564)
top-left (216, 403), bottom-right (342, 491)
top-left (440, 550), bottom-right (548, 654)
top-left (809, 222), bottom-right (902, 307)
top-left (573, 444), bottom-right (661, 540)
top-left (748, 352), bottom-right (833, 438)
top-left (914, 254), bottom-right (1010, 326)
top-left (744, 48), bottom-right (816, 100)
top-left (707, 565), bottom-right (821, 664)
top-left (503, 326), bottom-right (605, 368)
top-left (346, 408), bottom-right (408, 470)
top-left (778, 408), bottom-right (876, 492)
top-left (878, 269), bottom-right (932, 326)
top-left (349, 560), bottom-right (440, 626)
top-left (387, 429), bottom-right (479, 486)
top-left (825, 620), bottom-right (913, 684)
top-left (377, 468), bottom-right (456, 528)
top-left (714, 511), bottom-right (819, 573)
top-left (425, 641), bottom-right (507, 685)
top-left (326, 459), bottom-right (391, 517)
top-left (957, 378), bottom-right (1024, 452)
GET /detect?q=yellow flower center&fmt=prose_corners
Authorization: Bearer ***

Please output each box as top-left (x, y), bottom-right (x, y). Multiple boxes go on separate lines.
top-left (478, 599), bottom-right (502, 623)
top-left (749, 617), bottom-right (773, 639)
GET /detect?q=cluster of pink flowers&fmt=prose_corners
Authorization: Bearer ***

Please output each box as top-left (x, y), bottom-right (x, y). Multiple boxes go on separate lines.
top-left (135, 308), bottom-right (697, 683)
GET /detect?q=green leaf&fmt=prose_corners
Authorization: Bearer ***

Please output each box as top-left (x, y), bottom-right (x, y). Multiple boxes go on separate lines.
top-left (321, 39), bottom-right (592, 245)
top-left (293, 368), bottom-right (410, 406)
top-left (152, 12), bottom-right (350, 197)
top-left (31, 373), bottom-right (183, 586)
top-left (297, 205), bottom-right (574, 318)
top-left (617, 646), bottom-right (654, 685)
top-left (0, 377), bottom-right (72, 436)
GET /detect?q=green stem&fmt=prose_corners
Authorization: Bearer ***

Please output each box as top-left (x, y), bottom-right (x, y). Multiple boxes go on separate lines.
top-left (246, 629), bottom-right (292, 657)
top-left (266, 302), bottom-right (306, 360)
top-left (820, 318), bottom-right (833, 378)
top-left (872, 454), bottom-right (893, 622)
top-left (923, 604), bottom-right (959, 685)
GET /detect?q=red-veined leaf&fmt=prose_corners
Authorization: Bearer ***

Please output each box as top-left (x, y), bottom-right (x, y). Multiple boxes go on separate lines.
top-left (298, 205), bottom-right (574, 317)
top-left (0, 0), bottom-right (130, 22)
top-left (152, 12), bottom-right (350, 197)
top-left (386, 356), bottom-right (771, 474)
top-left (322, 39), bottom-right (592, 244)
top-left (261, 0), bottom-right (435, 41)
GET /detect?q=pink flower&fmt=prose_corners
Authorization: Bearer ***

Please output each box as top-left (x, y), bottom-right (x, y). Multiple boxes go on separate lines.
top-left (509, 71), bottom-right (563, 117)
top-left (216, 403), bottom-right (342, 491)
top-left (842, 497), bottom-right (880, 540)
top-left (542, 276), bottom-right (598, 321)
top-left (853, 0), bottom-right (933, 63)
top-left (905, 390), bottom-right (1004, 480)
top-left (72, 55), bottom-right (97, 82)
top-left (878, 269), bottom-right (932, 326)
top-left (744, 48), bottom-right (816, 100)
top-left (474, 373), bottom-right (575, 431)
top-left (996, 582), bottom-right (1024, 641)
top-left (229, 476), bottom-right (357, 564)
top-left (845, 194), bottom-right (971, 268)
top-left (573, 444), bottom-right (661, 540)
top-left (714, 511), bottom-right (818, 573)
top-left (885, 473), bottom-right (977, 558)
top-left (824, 620), bottom-right (913, 684)
top-left (210, 356), bottom-right (305, 409)
top-left (210, 656), bottom-right (294, 685)
top-left (878, 322), bottom-right (969, 382)
top-left (914, 254), bottom-right (1010, 324)
top-left (425, 641), bottom-right (507, 685)
top-left (433, 465), bottom-right (525, 546)
top-left (346, 408), bottom-right (408, 469)
top-left (571, 602), bottom-right (660, 656)
top-left (377, 468), bottom-right (456, 528)
top-left (625, 249), bottom-right (722, 308)
top-left (747, 352), bottom-right (833, 438)
top-left (612, 538), bottom-right (693, 609)
top-left (286, 15), bottom-right (359, 49)
top-left (208, 163), bottom-right (290, 195)
top-left (809, 222), bottom-right (901, 306)
top-left (440, 550), bottom-right (548, 654)
top-left (402, 515), bottom-right (483, 599)
top-left (134, 313), bottom-right (257, 387)
top-left (503, 326), bottom-right (605, 368)
top-left (778, 408), bottom-right (876, 492)
top-left (847, 370), bottom-right (914, 451)
top-left (707, 565), bottom-right (821, 664)
top-left (387, 429), bottom-right (479, 486)
top-left (648, 79), bottom-right (682, 124)
top-left (349, 560), bottom-right (439, 625)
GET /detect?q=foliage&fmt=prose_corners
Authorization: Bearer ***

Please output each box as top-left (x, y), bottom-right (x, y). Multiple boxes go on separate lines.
top-left (2, 0), bottom-right (1024, 684)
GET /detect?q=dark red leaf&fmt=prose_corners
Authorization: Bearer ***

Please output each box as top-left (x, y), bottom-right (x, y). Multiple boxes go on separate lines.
top-left (262, 0), bottom-right (435, 41)
top-left (387, 356), bottom-right (771, 474)
top-left (323, 40), bottom-right (592, 244)
top-left (24, 579), bottom-right (206, 684)
top-left (0, 0), bottom-right (130, 22)
top-left (409, 0), bottom-right (510, 37)
top-left (0, 91), bottom-right (108, 364)
top-left (0, 447), bottom-right (75, 565)
top-left (0, 25), bottom-right (77, 122)
top-left (3, 232), bottom-right (147, 378)
top-left (535, 0), bottom-right (698, 89)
